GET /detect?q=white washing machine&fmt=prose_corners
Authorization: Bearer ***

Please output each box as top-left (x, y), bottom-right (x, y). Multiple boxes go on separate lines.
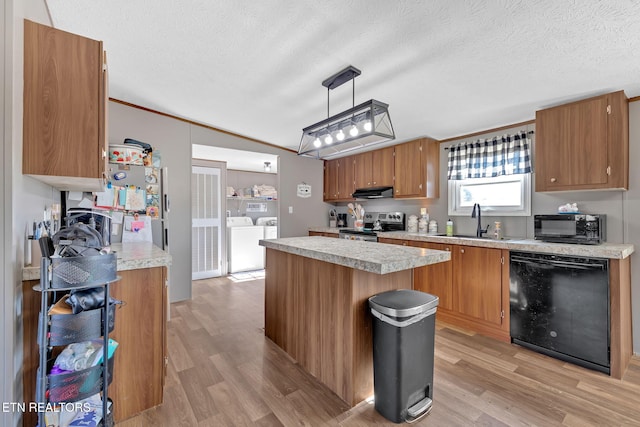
top-left (256, 216), bottom-right (278, 239)
top-left (227, 217), bottom-right (265, 273)
top-left (256, 217), bottom-right (277, 266)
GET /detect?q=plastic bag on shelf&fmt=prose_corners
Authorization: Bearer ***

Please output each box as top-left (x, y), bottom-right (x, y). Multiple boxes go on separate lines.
top-left (53, 339), bottom-right (119, 372)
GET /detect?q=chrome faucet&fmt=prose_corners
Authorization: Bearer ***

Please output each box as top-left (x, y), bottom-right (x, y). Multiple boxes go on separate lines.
top-left (471, 203), bottom-right (489, 238)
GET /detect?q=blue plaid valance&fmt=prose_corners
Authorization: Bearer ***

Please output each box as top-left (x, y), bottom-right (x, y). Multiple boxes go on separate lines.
top-left (447, 131), bottom-right (532, 180)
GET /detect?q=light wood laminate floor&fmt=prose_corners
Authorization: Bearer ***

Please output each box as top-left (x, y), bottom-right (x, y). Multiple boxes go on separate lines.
top-left (118, 276), bottom-right (640, 426)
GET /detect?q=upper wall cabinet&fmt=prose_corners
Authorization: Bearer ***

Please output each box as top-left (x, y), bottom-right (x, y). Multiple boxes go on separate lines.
top-left (23, 20), bottom-right (108, 191)
top-left (394, 138), bottom-right (439, 198)
top-left (535, 90), bottom-right (628, 192)
top-left (323, 156), bottom-right (355, 202)
top-left (353, 146), bottom-right (394, 189)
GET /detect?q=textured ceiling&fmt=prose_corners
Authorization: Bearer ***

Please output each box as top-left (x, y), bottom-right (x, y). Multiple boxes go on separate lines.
top-left (47, 0), bottom-right (640, 152)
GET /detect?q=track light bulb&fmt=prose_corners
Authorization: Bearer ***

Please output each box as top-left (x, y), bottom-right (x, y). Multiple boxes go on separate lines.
top-left (336, 129), bottom-right (345, 141)
top-left (349, 125), bottom-right (359, 137)
top-left (313, 137), bottom-right (321, 148)
top-left (324, 134), bottom-right (333, 144)
top-left (363, 120), bottom-right (372, 132)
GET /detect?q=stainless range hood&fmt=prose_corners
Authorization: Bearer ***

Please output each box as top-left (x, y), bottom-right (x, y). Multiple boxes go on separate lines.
top-left (352, 186), bottom-right (394, 199)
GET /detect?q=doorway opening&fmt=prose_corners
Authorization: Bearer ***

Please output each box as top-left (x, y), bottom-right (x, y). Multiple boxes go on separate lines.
top-left (192, 146), bottom-right (279, 279)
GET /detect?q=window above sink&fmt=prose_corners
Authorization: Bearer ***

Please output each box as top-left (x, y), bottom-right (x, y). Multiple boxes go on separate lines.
top-left (448, 173), bottom-right (531, 217)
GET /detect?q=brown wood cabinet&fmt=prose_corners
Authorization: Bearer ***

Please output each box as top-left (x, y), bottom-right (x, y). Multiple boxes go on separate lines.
top-left (324, 158), bottom-right (339, 201)
top-left (109, 267), bottom-right (167, 422)
top-left (535, 90), bottom-right (628, 191)
top-left (451, 245), bottom-right (504, 326)
top-left (384, 238), bottom-right (509, 341)
top-left (323, 138), bottom-right (439, 201)
top-left (409, 241), bottom-right (453, 310)
top-left (23, 19), bottom-right (108, 191)
top-left (353, 147), bottom-right (394, 189)
top-left (309, 231), bottom-right (339, 237)
top-left (393, 138), bottom-right (439, 198)
top-left (323, 157), bottom-right (355, 202)
top-left (378, 237), bottom-right (408, 246)
top-left (21, 267), bottom-right (167, 425)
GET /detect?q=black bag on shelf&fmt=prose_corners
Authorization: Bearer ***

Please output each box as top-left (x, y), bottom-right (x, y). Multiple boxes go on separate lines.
top-left (52, 223), bottom-right (105, 257)
top-left (67, 287), bottom-right (123, 314)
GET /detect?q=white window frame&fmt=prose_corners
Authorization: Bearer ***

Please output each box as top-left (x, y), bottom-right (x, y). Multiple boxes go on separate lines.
top-left (448, 173), bottom-right (531, 217)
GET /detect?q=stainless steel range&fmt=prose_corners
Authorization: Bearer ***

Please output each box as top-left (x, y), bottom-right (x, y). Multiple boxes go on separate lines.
top-left (338, 212), bottom-right (406, 242)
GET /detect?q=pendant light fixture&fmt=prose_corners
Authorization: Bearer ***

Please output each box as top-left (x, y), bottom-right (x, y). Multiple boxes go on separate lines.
top-left (298, 66), bottom-right (395, 159)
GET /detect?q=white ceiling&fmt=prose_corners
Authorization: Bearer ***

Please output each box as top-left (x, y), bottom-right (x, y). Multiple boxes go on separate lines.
top-left (47, 1), bottom-right (640, 152)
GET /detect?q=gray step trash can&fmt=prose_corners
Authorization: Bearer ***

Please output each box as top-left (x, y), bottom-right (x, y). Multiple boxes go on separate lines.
top-left (368, 289), bottom-right (439, 423)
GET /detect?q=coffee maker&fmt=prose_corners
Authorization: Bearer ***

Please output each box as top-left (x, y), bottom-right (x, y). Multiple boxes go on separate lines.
top-left (337, 213), bottom-right (348, 228)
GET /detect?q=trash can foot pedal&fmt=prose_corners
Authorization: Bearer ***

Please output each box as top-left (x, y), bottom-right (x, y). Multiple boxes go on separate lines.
top-left (406, 397), bottom-right (432, 423)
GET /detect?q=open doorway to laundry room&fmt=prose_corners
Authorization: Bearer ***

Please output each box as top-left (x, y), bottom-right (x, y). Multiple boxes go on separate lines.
top-left (192, 145), bottom-right (279, 281)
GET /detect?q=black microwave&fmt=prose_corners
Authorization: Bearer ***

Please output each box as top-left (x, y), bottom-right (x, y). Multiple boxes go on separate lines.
top-left (534, 214), bottom-right (606, 245)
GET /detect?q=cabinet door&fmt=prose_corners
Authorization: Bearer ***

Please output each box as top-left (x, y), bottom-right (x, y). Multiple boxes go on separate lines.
top-left (378, 238), bottom-right (408, 246)
top-left (535, 94), bottom-right (610, 191)
top-left (452, 245), bottom-right (503, 325)
top-left (337, 156), bottom-right (355, 200)
top-left (394, 139), bottom-right (423, 197)
top-left (409, 241), bottom-right (453, 310)
top-left (371, 146), bottom-right (395, 187)
top-left (109, 267), bottom-right (165, 422)
top-left (324, 159), bottom-right (339, 201)
top-left (354, 151), bottom-right (373, 188)
top-left (23, 20), bottom-right (106, 189)
top-left (422, 138), bottom-right (439, 199)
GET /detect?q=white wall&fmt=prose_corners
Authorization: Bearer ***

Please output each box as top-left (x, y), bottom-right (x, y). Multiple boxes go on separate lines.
top-left (108, 101), bottom-right (328, 302)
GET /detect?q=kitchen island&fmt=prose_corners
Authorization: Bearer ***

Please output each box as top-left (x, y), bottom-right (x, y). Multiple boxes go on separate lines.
top-left (259, 236), bottom-right (450, 406)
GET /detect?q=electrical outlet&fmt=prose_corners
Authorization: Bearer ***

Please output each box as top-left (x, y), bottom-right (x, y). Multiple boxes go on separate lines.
top-left (289, 206), bottom-right (293, 214)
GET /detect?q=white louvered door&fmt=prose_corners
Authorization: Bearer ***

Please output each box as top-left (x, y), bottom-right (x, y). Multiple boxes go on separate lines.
top-left (192, 165), bottom-right (223, 279)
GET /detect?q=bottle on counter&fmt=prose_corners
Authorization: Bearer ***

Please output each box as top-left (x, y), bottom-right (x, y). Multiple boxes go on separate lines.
top-left (418, 217), bottom-right (428, 233)
top-left (446, 219), bottom-right (453, 237)
top-left (494, 221), bottom-right (503, 240)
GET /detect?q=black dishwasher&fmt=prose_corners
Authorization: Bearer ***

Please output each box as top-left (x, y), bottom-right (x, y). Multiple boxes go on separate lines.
top-left (509, 251), bottom-right (609, 373)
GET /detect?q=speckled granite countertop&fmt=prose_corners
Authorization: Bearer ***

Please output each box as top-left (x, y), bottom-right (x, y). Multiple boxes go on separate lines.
top-left (260, 236), bottom-right (451, 274)
top-left (22, 242), bottom-right (171, 281)
top-left (307, 227), bottom-right (634, 259)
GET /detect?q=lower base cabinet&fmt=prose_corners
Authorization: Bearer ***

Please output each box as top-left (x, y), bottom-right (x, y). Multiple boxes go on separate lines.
top-left (400, 239), bottom-right (509, 341)
top-left (108, 267), bottom-right (167, 422)
top-left (308, 231), bottom-right (339, 237)
top-left (22, 266), bottom-right (167, 426)
top-left (409, 242), bottom-right (453, 311)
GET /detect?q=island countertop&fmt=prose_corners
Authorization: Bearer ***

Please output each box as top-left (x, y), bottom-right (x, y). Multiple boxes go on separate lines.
top-left (21, 242), bottom-right (171, 281)
top-left (260, 236), bottom-right (450, 274)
